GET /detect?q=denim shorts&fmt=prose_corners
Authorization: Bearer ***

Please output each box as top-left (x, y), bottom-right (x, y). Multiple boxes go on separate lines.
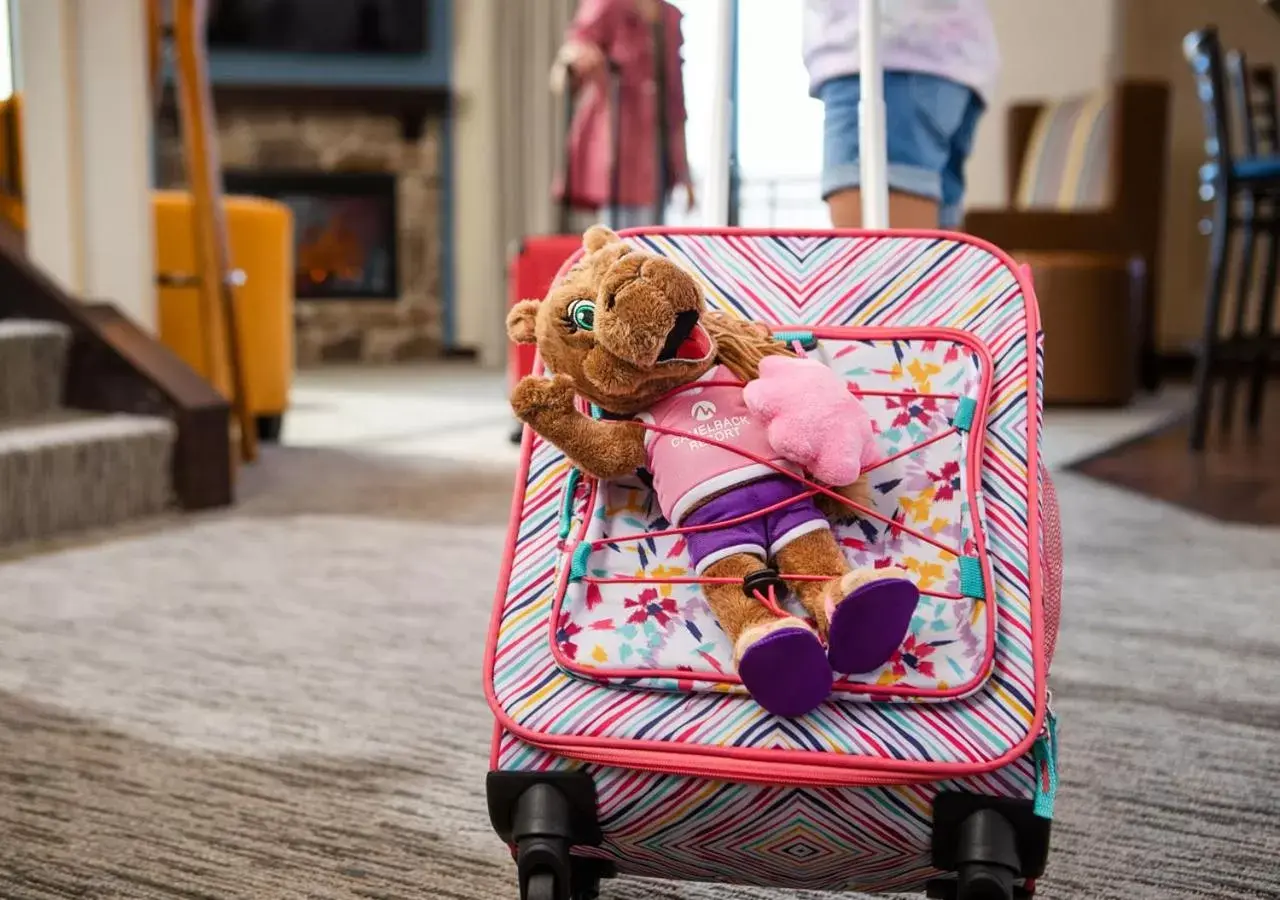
top-left (819, 71), bottom-right (986, 228)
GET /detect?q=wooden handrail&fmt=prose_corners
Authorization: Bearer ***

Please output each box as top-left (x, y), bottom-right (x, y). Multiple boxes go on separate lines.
top-left (0, 241), bottom-right (232, 510)
top-left (147, 0), bottom-right (165, 116)
top-left (0, 2), bottom-right (257, 466)
top-left (169, 0), bottom-right (257, 463)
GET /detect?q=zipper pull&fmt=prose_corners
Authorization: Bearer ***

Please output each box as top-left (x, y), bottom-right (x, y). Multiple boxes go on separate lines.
top-left (1032, 708), bottom-right (1059, 819)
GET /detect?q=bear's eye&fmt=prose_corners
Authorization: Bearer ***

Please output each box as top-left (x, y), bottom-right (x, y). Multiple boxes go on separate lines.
top-left (565, 298), bottom-right (595, 332)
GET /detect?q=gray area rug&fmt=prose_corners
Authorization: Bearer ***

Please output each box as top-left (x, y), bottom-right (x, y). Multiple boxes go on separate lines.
top-left (0, 445), bottom-right (1276, 899)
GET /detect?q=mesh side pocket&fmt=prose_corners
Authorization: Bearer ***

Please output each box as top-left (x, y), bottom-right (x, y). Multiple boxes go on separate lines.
top-left (1042, 467), bottom-right (1064, 669)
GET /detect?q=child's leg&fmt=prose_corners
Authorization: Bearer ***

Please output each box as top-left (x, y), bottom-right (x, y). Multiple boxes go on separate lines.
top-left (604, 205), bottom-right (652, 230)
top-left (939, 92), bottom-right (987, 229)
top-left (819, 72), bottom-right (979, 229)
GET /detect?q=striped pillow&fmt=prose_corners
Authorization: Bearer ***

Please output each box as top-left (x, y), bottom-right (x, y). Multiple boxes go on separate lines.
top-left (1015, 93), bottom-right (1114, 210)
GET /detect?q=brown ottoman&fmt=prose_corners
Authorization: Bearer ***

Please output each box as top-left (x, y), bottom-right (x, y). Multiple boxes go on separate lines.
top-left (1014, 252), bottom-right (1143, 406)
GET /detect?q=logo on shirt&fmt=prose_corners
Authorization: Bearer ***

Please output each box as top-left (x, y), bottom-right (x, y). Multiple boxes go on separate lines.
top-left (691, 400), bottom-right (718, 422)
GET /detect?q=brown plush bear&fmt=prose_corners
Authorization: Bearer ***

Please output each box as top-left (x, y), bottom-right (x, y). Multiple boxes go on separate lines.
top-left (508, 225), bottom-right (919, 718)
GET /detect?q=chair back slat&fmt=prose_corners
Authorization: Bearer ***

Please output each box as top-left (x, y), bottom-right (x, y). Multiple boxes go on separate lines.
top-left (1251, 67), bottom-right (1279, 155)
top-left (1183, 26), bottom-right (1232, 195)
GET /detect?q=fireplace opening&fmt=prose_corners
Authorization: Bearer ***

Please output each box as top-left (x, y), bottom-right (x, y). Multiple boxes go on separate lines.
top-left (222, 170), bottom-right (398, 300)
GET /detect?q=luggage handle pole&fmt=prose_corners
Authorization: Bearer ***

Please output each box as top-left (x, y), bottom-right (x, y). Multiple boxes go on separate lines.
top-left (557, 60), bottom-right (623, 234)
top-left (558, 68), bottom-right (576, 235)
top-left (607, 59), bottom-right (622, 229)
top-left (859, 0), bottom-right (890, 229)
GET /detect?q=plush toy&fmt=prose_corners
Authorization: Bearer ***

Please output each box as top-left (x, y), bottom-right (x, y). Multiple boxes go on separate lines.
top-left (507, 226), bottom-right (919, 718)
top-left (743, 355), bottom-right (882, 487)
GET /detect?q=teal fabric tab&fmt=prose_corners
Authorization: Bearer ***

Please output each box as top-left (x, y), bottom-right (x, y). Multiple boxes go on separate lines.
top-left (557, 468), bottom-right (582, 540)
top-left (773, 330), bottom-right (818, 350)
top-left (952, 396), bottom-right (977, 431)
top-left (568, 542), bottom-right (592, 582)
top-left (589, 404), bottom-right (603, 420)
top-left (958, 556), bottom-right (985, 599)
top-left (1033, 713), bottom-right (1060, 819)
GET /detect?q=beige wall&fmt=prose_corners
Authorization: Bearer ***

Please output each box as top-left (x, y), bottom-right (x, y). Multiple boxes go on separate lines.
top-left (966, 0), bottom-right (1125, 208)
top-left (1120, 0), bottom-right (1280, 350)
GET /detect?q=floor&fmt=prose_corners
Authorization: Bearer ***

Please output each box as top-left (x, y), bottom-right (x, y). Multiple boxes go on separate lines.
top-left (0, 364), bottom-right (1275, 900)
top-left (1070, 389), bottom-right (1280, 524)
top-left (282, 362), bottom-right (523, 471)
top-left (283, 364), bottom-right (1190, 473)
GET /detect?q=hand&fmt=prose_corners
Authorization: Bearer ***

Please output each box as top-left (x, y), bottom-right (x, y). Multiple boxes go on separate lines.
top-left (512, 374), bottom-right (579, 422)
top-left (563, 40), bottom-right (606, 78)
top-left (680, 179), bottom-right (697, 213)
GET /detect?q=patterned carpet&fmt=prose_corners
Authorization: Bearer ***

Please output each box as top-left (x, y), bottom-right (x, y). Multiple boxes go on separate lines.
top-left (0, 444), bottom-right (1275, 899)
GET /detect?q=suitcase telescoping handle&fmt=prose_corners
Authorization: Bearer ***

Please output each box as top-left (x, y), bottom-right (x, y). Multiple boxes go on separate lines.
top-left (859, 0), bottom-right (889, 228)
top-left (557, 59), bottom-right (623, 235)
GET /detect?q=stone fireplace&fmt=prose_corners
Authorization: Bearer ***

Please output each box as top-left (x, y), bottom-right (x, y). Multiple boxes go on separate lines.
top-left (156, 96), bottom-right (446, 365)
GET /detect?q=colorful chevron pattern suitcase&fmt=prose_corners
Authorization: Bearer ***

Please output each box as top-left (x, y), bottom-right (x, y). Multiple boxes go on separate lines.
top-left (485, 227), bottom-right (1063, 900)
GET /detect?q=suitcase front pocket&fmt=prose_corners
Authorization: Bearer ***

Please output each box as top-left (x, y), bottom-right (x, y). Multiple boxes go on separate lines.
top-left (550, 326), bottom-right (998, 704)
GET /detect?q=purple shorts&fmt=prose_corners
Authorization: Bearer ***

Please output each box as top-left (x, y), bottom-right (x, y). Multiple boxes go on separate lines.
top-left (684, 476), bottom-right (829, 574)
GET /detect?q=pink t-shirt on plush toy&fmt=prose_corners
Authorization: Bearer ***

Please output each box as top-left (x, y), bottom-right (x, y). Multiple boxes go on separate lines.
top-left (633, 365), bottom-right (796, 525)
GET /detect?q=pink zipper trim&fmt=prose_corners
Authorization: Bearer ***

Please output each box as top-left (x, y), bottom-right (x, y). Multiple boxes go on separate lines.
top-left (549, 325), bottom-right (997, 702)
top-left (487, 226), bottom-right (1049, 787)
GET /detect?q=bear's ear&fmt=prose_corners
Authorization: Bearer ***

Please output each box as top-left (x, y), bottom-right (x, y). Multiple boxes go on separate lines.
top-left (506, 300), bottom-right (539, 344)
top-left (583, 224), bottom-right (620, 253)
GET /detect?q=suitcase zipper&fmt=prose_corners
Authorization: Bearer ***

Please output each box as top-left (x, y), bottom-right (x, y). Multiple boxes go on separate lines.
top-left (553, 743), bottom-right (946, 788)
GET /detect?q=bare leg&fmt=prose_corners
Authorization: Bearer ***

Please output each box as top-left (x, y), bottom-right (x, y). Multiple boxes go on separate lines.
top-left (827, 187), bottom-right (941, 230)
top-left (703, 552), bottom-right (833, 717)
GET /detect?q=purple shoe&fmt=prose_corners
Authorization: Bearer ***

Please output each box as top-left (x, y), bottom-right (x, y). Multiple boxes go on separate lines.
top-left (737, 623), bottom-right (833, 718)
top-left (826, 577), bottom-right (920, 675)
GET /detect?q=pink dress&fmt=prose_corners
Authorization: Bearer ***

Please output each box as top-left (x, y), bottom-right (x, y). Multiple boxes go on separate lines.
top-left (557, 0), bottom-right (691, 211)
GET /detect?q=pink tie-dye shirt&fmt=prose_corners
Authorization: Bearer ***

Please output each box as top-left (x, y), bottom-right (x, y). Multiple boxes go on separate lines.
top-left (802, 0), bottom-right (1001, 100)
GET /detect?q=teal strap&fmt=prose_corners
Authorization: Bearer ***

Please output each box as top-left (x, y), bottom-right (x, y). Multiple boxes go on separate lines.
top-left (557, 468), bottom-right (582, 540)
top-left (773, 330), bottom-right (818, 350)
top-left (1033, 713), bottom-right (1059, 819)
top-left (952, 396), bottom-right (977, 432)
top-left (568, 542), bottom-right (592, 582)
top-left (958, 556), bottom-right (985, 599)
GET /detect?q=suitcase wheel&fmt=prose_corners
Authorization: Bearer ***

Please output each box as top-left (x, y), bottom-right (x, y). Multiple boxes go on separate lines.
top-left (524, 871), bottom-right (558, 900)
top-left (929, 792), bottom-right (1051, 900)
top-left (488, 772), bottom-right (609, 900)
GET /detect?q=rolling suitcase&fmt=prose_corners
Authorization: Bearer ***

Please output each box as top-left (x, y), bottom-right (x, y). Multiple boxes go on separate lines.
top-left (487, 6), bottom-right (1062, 898)
top-left (508, 62), bottom-right (624, 439)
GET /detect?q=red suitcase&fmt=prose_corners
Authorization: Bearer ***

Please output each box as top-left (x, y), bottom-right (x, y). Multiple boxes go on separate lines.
top-left (506, 235), bottom-right (582, 395)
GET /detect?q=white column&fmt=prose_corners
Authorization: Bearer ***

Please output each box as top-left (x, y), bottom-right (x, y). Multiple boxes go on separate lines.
top-left (703, 0), bottom-right (735, 227)
top-left (14, 0), bottom-right (82, 292)
top-left (14, 0), bottom-right (156, 332)
top-left (451, 0), bottom-right (503, 367)
top-left (74, 0), bottom-right (155, 331)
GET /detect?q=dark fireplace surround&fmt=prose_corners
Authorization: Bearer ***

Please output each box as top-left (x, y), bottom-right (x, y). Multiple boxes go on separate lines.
top-left (157, 84), bottom-right (449, 365)
top-left (223, 170), bottom-right (399, 301)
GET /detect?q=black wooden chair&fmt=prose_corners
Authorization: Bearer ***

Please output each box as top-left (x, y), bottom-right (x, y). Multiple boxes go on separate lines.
top-left (1183, 27), bottom-right (1280, 450)
top-left (1219, 50), bottom-right (1280, 435)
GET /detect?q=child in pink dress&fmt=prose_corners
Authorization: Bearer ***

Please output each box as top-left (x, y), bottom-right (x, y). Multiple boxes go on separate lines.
top-left (554, 0), bottom-right (696, 227)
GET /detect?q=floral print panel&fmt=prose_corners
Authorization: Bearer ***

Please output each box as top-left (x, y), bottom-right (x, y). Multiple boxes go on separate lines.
top-left (552, 335), bottom-right (995, 703)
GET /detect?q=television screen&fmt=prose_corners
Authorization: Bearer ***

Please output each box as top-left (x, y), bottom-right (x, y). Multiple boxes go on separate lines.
top-left (207, 0), bottom-right (429, 54)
